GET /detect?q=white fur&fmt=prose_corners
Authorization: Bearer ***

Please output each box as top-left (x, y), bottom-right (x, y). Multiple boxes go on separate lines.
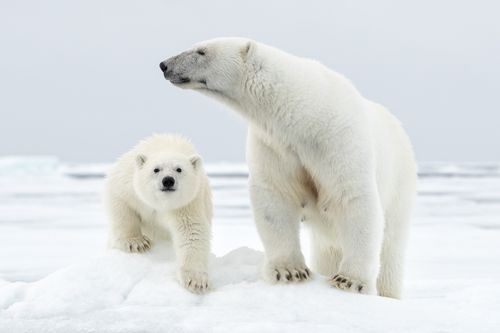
top-left (105, 134), bottom-right (212, 293)
top-left (161, 38), bottom-right (417, 298)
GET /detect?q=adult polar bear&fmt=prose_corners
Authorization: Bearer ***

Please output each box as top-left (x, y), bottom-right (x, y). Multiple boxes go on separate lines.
top-left (160, 38), bottom-right (416, 298)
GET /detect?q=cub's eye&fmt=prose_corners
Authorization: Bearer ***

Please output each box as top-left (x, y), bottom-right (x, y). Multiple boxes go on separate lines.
top-left (176, 168), bottom-right (182, 173)
top-left (153, 168), bottom-right (160, 173)
top-left (197, 50), bottom-right (206, 56)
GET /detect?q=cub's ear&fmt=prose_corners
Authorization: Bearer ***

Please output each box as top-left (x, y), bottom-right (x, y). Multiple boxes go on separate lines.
top-left (136, 154), bottom-right (147, 168)
top-left (189, 154), bottom-right (202, 169)
top-left (240, 40), bottom-right (256, 61)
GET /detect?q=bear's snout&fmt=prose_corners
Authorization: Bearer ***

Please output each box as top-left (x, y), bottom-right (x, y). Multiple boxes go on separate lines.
top-left (159, 59), bottom-right (182, 82)
top-left (159, 52), bottom-right (195, 84)
top-left (160, 61), bottom-right (173, 80)
top-left (159, 61), bottom-right (168, 73)
top-left (162, 176), bottom-right (175, 190)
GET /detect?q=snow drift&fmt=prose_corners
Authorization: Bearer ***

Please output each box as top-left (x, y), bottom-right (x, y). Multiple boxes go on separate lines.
top-left (1, 243), bottom-right (498, 333)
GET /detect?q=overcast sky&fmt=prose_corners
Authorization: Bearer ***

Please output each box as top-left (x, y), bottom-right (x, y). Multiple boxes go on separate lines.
top-left (0, 0), bottom-right (499, 163)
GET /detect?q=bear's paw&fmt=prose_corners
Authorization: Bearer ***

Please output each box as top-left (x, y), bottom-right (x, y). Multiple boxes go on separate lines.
top-left (178, 268), bottom-right (210, 294)
top-left (118, 235), bottom-right (151, 253)
top-left (329, 273), bottom-right (371, 294)
top-left (263, 260), bottom-right (312, 283)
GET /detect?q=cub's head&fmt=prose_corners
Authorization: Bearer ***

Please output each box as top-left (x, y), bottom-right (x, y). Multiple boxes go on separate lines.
top-left (159, 38), bottom-right (256, 95)
top-left (133, 152), bottom-right (202, 211)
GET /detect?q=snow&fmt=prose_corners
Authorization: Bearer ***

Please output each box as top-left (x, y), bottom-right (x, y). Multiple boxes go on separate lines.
top-left (1, 158), bottom-right (499, 332)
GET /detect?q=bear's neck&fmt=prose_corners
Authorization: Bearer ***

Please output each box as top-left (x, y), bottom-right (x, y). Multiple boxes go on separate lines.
top-left (198, 70), bottom-right (281, 125)
top-left (203, 48), bottom-right (298, 129)
top-left (236, 63), bottom-right (291, 126)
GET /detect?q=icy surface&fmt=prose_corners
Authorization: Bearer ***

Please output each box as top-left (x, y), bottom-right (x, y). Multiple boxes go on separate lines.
top-left (0, 158), bottom-right (499, 332)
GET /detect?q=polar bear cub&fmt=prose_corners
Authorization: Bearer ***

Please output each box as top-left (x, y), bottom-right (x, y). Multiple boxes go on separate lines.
top-left (105, 134), bottom-right (212, 293)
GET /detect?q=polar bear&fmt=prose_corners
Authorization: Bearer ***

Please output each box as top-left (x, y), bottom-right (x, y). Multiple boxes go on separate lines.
top-left (105, 134), bottom-right (212, 293)
top-left (159, 38), bottom-right (417, 298)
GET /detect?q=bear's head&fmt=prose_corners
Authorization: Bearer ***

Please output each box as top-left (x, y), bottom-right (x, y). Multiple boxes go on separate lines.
top-left (159, 38), bottom-right (256, 96)
top-left (132, 152), bottom-right (202, 211)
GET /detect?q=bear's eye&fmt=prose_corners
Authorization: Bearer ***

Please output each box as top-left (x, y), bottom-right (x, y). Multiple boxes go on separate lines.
top-left (153, 168), bottom-right (160, 173)
top-left (197, 49), bottom-right (206, 56)
top-left (176, 168), bottom-right (182, 173)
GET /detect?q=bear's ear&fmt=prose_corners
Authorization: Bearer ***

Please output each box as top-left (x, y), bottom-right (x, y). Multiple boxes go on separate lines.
top-left (189, 154), bottom-right (202, 169)
top-left (240, 40), bottom-right (256, 62)
top-left (136, 154), bottom-right (147, 168)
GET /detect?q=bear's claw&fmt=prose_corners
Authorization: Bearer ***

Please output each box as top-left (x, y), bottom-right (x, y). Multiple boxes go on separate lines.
top-left (119, 235), bottom-right (151, 253)
top-left (329, 273), bottom-right (368, 294)
top-left (265, 263), bottom-right (312, 283)
top-left (178, 269), bottom-right (210, 294)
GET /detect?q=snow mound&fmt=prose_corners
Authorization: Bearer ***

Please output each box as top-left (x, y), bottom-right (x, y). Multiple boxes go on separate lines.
top-left (1, 245), bottom-right (498, 333)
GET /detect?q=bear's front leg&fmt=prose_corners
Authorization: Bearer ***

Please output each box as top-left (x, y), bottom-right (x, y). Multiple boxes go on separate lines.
top-left (250, 184), bottom-right (311, 283)
top-left (170, 212), bottom-right (211, 294)
top-left (327, 192), bottom-right (384, 295)
top-left (106, 198), bottom-right (151, 253)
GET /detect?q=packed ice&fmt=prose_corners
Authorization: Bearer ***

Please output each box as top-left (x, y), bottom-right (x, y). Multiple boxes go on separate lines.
top-left (0, 157), bottom-right (499, 332)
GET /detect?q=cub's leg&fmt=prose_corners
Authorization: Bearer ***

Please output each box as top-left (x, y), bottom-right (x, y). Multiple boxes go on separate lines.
top-left (170, 205), bottom-right (211, 294)
top-left (106, 196), bottom-right (151, 253)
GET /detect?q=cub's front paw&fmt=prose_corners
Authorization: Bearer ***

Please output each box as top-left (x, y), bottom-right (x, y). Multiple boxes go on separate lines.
top-left (329, 273), bottom-right (373, 295)
top-left (263, 259), bottom-right (312, 283)
top-left (178, 268), bottom-right (210, 294)
top-left (116, 235), bottom-right (151, 253)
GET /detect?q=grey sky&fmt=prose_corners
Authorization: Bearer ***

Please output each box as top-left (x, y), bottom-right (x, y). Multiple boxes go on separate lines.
top-left (1, 0), bottom-right (499, 163)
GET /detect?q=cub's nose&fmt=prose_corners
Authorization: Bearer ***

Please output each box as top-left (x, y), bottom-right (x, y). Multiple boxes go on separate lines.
top-left (159, 62), bottom-right (168, 72)
top-left (162, 176), bottom-right (175, 188)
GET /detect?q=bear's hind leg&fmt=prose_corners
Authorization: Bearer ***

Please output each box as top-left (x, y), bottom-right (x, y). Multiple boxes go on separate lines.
top-left (328, 193), bottom-right (385, 295)
top-left (377, 197), bottom-right (412, 299)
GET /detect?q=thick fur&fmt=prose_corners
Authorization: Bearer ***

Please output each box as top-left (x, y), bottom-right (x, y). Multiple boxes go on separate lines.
top-left (160, 38), bottom-right (417, 298)
top-left (105, 134), bottom-right (212, 293)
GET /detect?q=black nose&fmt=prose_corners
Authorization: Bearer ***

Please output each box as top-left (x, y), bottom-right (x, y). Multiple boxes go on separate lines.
top-left (162, 176), bottom-right (175, 188)
top-left (159, 62), bottom-right (167, 72)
